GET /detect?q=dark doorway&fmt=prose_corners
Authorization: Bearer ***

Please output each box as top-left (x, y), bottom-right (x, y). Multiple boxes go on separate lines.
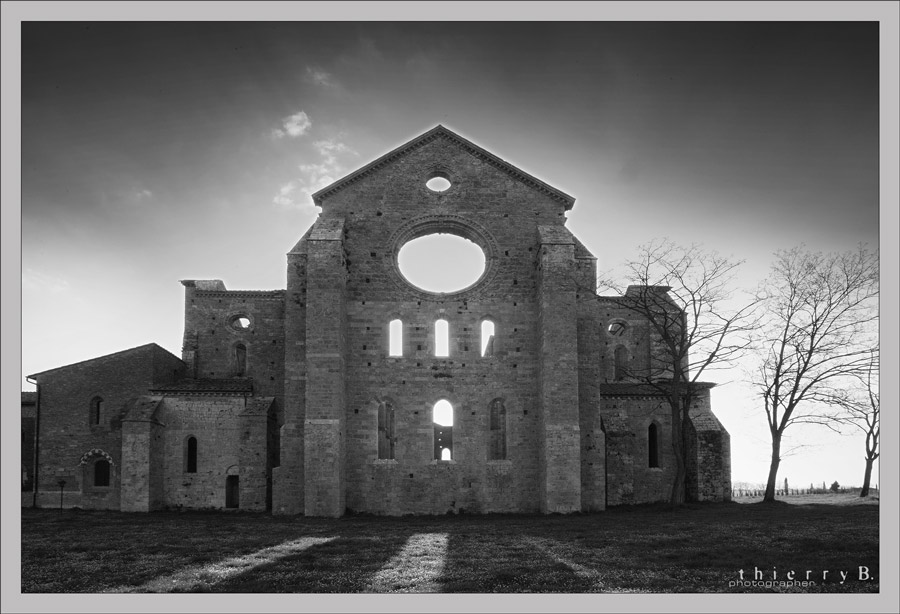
top-left (225, 475), bottom-right (240, 509)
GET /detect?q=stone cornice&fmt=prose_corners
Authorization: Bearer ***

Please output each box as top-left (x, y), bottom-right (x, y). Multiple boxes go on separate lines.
top-left (194, 290), bottom-right (285, 299)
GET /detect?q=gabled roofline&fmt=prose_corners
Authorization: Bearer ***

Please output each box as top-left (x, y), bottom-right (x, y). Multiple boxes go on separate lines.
top-left (27, 343), bottom-right (181, 379)
top-left (311, 125), bottom-right (576, 210)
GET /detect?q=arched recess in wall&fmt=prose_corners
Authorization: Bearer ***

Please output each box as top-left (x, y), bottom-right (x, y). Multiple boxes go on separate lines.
top-left (78, 448), bottom-right (115, 489)
top-left (233, 343), bottom-right (247, 377)
top-left (94, 459), bottom-right (110, 487)
top-left (489, 398), bottom-right (507, 460)
top-left (648, 422), bottom-right (660, 468)
top-left (378, 400), bottom-right (395, 460)
top-left (433, 400), bottom-right (454, 460)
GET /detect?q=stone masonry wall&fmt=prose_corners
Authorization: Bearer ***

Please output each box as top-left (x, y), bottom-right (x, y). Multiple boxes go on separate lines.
top-left (157, 396), bottom-right (253, 509)
top-left (181, 284), bottom-right (285, 422)
top-left (272, 247), bottom-right (308, 515)
top-left (319, 133), bottom-right (572, 515)
top-left (686, 390), bottom-right (732, 502)
top-left (21, 395), bottom-right (36, 497)
top-left (536, 229), bottom-right (582, 513)
top-left (601, 396), bottom-right (675, 506)
top-left (32, 344), bottom-right (185, 509)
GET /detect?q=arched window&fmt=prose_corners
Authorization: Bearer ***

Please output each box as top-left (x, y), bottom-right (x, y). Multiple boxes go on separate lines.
top-left (648, 423), bottom-right (660, 468)
top-left (481, 320), bottom-right (495, 357)
top-left (234, 343), bottom-right (247, 377)
top-left (435, 319), bottom-right (449, 357)
top-left (186, 436), bottom-right (198, 473)
top-left (433, 400), bottom-right (453, 460)
top-left (489, 398), bottom-right (507, 460)
top-left (614, 345), bottom-right (628, 381)
top-left (94, 459), bottom-right (110, 487)
top-left (89, 396), bottom-right (103, 426)
top-left (389, 319), bottom-right (403, 357)
top-left (378, 401), bottom-right (395, 460)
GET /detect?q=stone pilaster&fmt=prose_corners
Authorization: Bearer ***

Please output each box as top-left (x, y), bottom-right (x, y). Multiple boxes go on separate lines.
top-left (536, 226), bottom-right (581, 513)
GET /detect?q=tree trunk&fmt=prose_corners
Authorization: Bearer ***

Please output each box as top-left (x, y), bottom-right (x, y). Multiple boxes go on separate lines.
top-left (860, 457), bottom-right (874, 497)
top-left (763, 433), bottom-right (782, 502)
top-left (669, 400), bottom-right (686, 506)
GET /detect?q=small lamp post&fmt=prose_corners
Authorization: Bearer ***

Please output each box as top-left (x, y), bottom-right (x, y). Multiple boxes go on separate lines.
top-left (57, 479), bottom-right (66, 512)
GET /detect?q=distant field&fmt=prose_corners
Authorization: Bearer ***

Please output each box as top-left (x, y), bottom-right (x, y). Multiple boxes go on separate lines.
top-left (734, 492), bottom-right (881, 506)
top-left (20, 499), bottom-right (879, 593)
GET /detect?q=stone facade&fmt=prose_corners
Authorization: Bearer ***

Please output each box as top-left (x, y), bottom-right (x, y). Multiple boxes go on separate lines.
top-left (24, 125), bottom-right (730, 514)
top-left (21, 392), bottom-right (36, 506)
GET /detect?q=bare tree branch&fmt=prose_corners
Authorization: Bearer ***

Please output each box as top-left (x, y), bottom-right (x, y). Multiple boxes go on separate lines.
top-left (593, 239), bottom-right (759, 505)
top-left (751, 244), bottom-right (879, 502)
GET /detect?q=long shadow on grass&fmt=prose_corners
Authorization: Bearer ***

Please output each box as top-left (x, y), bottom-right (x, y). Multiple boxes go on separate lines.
top-left (439, 524), bottom-right (604, 593)
top-left (189, 528), bottom-right (421, 593)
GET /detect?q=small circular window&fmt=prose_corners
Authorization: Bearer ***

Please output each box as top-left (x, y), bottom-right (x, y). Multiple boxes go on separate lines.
top-left (426, 176), bottom-right (451, 192)
top-left (230, 315), bottom-right (252, 330)
top-left (608, 321), bottom-right (628, 336)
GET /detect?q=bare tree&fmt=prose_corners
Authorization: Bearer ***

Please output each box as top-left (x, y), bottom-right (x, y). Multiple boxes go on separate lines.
top-left (597, 239), bottom-right (758, 506)
top-left (835, 349), bottom-right (880, 497)
top-left (752, 245), bottom-right (878, 503)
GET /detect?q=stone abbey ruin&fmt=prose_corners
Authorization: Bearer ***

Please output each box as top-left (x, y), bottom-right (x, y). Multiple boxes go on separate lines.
top-left (23, 126), bottom-right (730, 516)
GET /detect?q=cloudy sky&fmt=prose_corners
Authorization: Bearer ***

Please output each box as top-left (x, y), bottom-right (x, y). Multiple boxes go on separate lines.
top-left (8, 5), bottom-right (896, 491)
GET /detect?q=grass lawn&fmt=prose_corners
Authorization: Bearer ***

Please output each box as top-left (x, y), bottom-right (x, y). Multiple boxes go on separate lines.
top-left (20, 496), bottom-right (879, 593)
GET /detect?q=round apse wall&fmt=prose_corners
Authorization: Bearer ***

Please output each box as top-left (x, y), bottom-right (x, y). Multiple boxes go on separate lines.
top-left (389, 215), bottom-right (499, 298)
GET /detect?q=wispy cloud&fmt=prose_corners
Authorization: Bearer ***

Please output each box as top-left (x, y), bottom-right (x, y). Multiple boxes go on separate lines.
top-left (273, 181), bottom-right (298, 208)
top-left (305, 66), bottom-right (336, 88)
top-left (313, 138), bottom-right (354, 165)
top-left (272, 136), bottom-right (357, 209)
top-left (22, 268), bottom-right (70, 293)
top-left (271, 110), bottom-right (312, 139)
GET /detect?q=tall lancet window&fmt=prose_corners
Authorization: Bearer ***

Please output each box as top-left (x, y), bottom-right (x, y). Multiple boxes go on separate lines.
top-left (433, 400), bottom-right (454, 460)
top-left (378, 401), bottom-right (395, 460)
top-left (389, 319), bottom-right (403, 357)
top-left (648, 423), bottom-right (660, 468)
top-left (435, 319), bottom-right (449, 357)
top-left (614, 345), bottom-right (628, 381)
top-left (481, 320), bottom-right (495, 357)
top-left (234, 343), bottom-right (247, 377)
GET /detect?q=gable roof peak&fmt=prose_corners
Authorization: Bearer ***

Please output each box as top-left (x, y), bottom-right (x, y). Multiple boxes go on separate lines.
top-left (311, 124), bottom-right (575, 209)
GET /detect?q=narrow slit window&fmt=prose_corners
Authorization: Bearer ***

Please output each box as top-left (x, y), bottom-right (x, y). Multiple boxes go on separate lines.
top-left (435, 319), bottom-right (449, 357)
top-left (186, 436), bottom-right (198, 473)
top-left (489, 398), bottom-right (507, 460)
top-left (649, 423), bottom-right (660, 468)
top-left (234, 343), bottom-right (247, 377)
top-left (481, 320), bottom-right (495, 357)
top-left (389, 319), bottom-right (403, 357)
top-left (378, 401), bottom-right (395, 460)
top-left (433, 400), bottom-right (454, 460)
top-left (90, 397), bottom-right (103, 426)
top-left (614, 345), bottom-right (628, 381)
